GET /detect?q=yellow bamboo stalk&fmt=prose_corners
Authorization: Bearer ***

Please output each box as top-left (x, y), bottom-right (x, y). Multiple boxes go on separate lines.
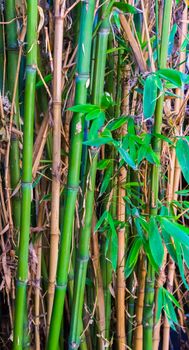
top-left (91, 214), bottom-right (105, 349)
top-left (47, 0), bottom-right (65, 331)
top-left (34, 202), bottom-right (44, 350)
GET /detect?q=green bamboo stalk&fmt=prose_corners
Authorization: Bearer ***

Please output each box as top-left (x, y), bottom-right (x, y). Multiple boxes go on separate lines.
top-left (13, 1), bottom-right (38, 348)
top-left (68, 7), bottom-right (110, 349)
top-left (47, 1), bottom-right (95, 348)
top-left (143, 2), bottom-right (173, 349)
top-left (5, 0), bottom-right (21, 230)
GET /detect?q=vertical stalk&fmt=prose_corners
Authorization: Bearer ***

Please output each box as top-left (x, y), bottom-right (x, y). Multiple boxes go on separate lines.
top-left (68, 6), bottom-right (110, 349)
top-left (116, 59), bottom-right (129, 350)
top-left (143, 1), bottom-right (173, 349)
top-left (47, 1), bottom-right (95, 348)
top-left (47, 0), bottom-right (65, 330)
top-left (162, 5), bottom-right (188, 349)
top-left (5, 0), bottom-right (21, 230)
top-left (13, 1), bottom-right (38, 348)
top-left (91, 214), bottom-right (105, 350)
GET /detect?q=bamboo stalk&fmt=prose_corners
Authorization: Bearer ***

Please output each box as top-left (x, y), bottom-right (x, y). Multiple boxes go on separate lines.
top-left (47, 1), bottom-right (96, 347)
top-left (68, 5), bottom-right (110, 348)
top-left (34, 202), bottom-right (44, 350)
top-left (162, 6), bottom-right (188, 349)
top-left (47, 0), bottom-right (65, 331)
top-left (134, 255), bottom-right (146, 350)
top-left (13, 1), bottom-right (38, 348)
top-left (91, 214), bottom-right (106, 349)
top-left (143, 1), bottom-right (173, 349)
top-left (5, 0), bottom-right (21, 231)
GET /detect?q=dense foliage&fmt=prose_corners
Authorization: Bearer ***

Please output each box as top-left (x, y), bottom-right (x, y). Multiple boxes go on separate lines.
top-left (0, 0), bottom-right (189, 349)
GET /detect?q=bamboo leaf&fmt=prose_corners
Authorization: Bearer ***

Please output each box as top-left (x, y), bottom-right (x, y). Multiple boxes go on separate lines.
top-left (106, 116), bottom-right (127, 131)
top-left (164, 293), bottom-right (179, 327)
top-left (163, 288), bottom-right (181, 309)
top-left (85, 109), bottom-right (103, 120)
top-left (101, 92), bottom-right (114, 109)
top-left (94, 211), bottom-right (108, 233)
top-left (125, 237), bottom-right (143, 278)
top-left (149, 217), bottom-right (164, 268)
top-left (83, 137), bottom-right (112, 147)
top-left (143, 74), bottom-right (158, 119)
top-left (100, 164), bottom-right (113, 196)
top-left (162, 229), bottom-right (177, 262)
top-left (107, 213), bottom-right (118, 270)
top-left (68, 104), bottom-right (100, 113)
top-left (160, 218), bottom-right (189, 247)
top-left (113, 3), bottom-right (138, 14)
top-left (97, 159), bottom-right (111, 170)
top-left (36, 73), bottom-right (52, 88)
top-left (176, 138), bottom-right (189, 184)
top-left (182, 244), bottom-right (189, 269)
top-left (156, 69), bottom-right (183, 87)
top-left (118, 147), bottom-right (137, 170)
top-left (155, 287), bottom-right (163, 323)
top-left (175, 241), bottom-right (189, 290)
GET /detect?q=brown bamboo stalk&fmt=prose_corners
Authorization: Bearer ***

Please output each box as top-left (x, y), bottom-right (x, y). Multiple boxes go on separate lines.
top-left (141, 0), bottom-right (155, 72)
top-left (116, 64), bottom-right (130, 349)
top-left (32, 114), bottom-right (49, 178)
top-left (133, 254), bottom-right (146, 350)
top-left (47, 0), bottom-right (65, 330)
top-left (91, 214), bottom-right (106, 349)
top-left (119, 14), bottom-right (147, 72)
top-left (162, 5), bottom-right (188, 349)
top-left (34, 202), bottom-right (44, 350)
top-left (153, 147), bottom-right (176, 350)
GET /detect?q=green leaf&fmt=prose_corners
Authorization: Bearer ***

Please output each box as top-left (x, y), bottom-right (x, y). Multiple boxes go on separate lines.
top-left (100, 164), bottom-right (113, 196)
top-left (85, 109), bottom-right (102, 121)
top-left (106, 117), bottom-right (127, 131)
top-left (168, 24), bottom-right (177, 56)
top-left (101, 92), bottom-right (114, 109)
top-left (88, 111), bottom-right (105, 141)
top-left (182, 244), bottom-right (189, 269)
top-left (175, 241), bottom-right (189, 290)
top-left (107, 212), bottom-right (118, 271)
top-left (162, 229), bottom-right (177, 262)
top-left (112, 10), bottom-right (121, 30)
top-left (181, 34), bottom-right (189, 51)
top-left (83, 137), bottom-right (112, 147)
top-left (143, 238), bottom-right (159, 272)
top-left (160, 218), bottom-right (189, 247)
top-left (149, 217), bottom-right (164, 268)
top-left (97, 159), bottom-right (111, 170)
top-left (156, 69), bottom-right (183, 88)
top-left (68, 104), bottom-right (99, 113)
top-left (155, 287), bottom-right (163, 323)
top-left (125, 237), bottom-right (143, 278)
top-left (118, 147), bottom-right (137, 170)
top-left (164, 292), bottom-right (179, 326)
top-left (146, 146), bottom-right (160, 165)
top-left (143, 74), bottom-right (158, 119)
top-left (113, 2), bottom-right (138, 14)
top-left (94, 211), bottom-right (108, 232)
top-left (175, 189), bottom-right (189, 196)
top-left (153, 133), bottom-right (173, 145)
top-left (36, 73), bottom-right (52, 89)
top-left (163, 288), bottom-right (181, 309)
top-left (176, 138), bottom-right (189, 184)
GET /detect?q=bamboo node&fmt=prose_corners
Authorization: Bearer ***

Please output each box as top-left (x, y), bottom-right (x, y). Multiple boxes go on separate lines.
top-left (21, 181), bottom-right (32, 189)
top-left (56, 283), bottom-right (67, 290)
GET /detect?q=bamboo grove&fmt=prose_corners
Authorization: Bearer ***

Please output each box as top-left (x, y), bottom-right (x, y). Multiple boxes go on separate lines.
top-left (1, 0), bottom-right (189, 349)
